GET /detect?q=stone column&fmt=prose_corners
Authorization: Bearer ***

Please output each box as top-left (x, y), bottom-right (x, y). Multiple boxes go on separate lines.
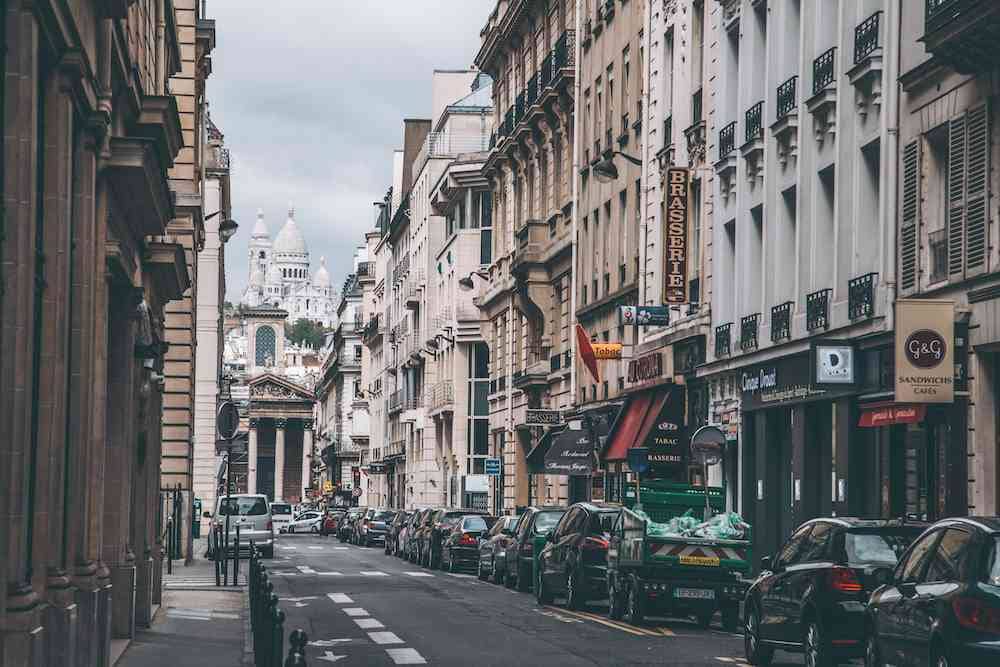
top-left (274, 419), bottom-right (287, 501)
top-left (301, 421), bottom-right (314, 503)
top-left (247, 419), bottom-right (259, 494)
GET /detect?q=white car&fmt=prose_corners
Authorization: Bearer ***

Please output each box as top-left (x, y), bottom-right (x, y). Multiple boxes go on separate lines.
top-left (270, 501), bottom-right (293, 534)
top-left (285, 511), bottom-right (323, 534)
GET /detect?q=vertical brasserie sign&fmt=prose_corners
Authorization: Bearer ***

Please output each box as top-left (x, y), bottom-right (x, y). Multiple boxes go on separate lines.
top-left (664, 167), bottom-right (689, 304)
top-left (895, 299), bottom-right (954, 403)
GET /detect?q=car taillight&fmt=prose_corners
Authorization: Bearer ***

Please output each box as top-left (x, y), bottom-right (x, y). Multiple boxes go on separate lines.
top-left (459, 533), bottom-right (477, 546)
top-left (266, 521), bottom-right (273, 531)
top-left (583, 536), bottom-right (610, 551)
top-left (953, 597), bottom-right (1000, 635)
top-left (827, 567), bottom-right (863, 593)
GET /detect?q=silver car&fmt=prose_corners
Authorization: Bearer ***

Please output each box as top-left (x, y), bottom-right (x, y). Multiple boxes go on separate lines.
top-left (209, 494), bottom-right (274, 558)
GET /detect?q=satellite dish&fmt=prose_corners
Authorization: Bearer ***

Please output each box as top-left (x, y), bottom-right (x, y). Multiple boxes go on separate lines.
top-left (690, 425), bottom-right (726, 466)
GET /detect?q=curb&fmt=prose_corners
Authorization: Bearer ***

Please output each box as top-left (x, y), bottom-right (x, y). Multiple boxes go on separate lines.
top-left (242, 589), bottom-right (254, 666)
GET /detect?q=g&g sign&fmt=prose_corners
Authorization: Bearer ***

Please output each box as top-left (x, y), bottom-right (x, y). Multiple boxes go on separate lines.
top-left (895, 300), bottom-right (954, 403)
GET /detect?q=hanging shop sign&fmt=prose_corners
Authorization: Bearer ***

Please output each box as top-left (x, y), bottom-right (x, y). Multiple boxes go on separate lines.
top-left (525, 409), bottom-right (563, 427)
top-left (741, 353), bottom-right (856, 411)
top-left (619, 305), bottom-right (671, 327)
top-left (368, 462), bottom-right (386, 474)
top-left (810, 340), bottom-right (857, 388)
top-left (664, 167), bottom-right (690, 304)
top-left (642, 389), bottom-right (687, 470)
top-left (895, 299), bottom-right (954, 403)
top-left (858, 404), bottom-right (927, 428)
top-left (627, 352), bottom-right (664, 384)
top-left (543, 429), bottom-right (596, 476)
top-left (484, 457), bottom-right (502, 476)
top-left (592, 343), bottom-right (623, 360)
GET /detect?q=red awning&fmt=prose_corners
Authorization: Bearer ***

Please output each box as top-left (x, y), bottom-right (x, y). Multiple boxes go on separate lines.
top-left (603, 390), bottom-right (672, 461)
top-left (858, 404), bottom-right (927, 428)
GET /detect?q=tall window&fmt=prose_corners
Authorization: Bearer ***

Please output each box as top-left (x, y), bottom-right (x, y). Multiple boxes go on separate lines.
top-left (468, 343), bottom-right (490, 474)
top-left (255, 325), bottom-right (276, 366)
top-left (478, 189), bottom-right (493, 265)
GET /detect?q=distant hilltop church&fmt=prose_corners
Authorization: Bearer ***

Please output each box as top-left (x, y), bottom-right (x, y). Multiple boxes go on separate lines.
top-left (241, 205), bottom-right (338, 327)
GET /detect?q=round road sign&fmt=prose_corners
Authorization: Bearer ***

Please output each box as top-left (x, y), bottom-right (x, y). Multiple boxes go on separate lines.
top-left (216, 401), bottom-right (240, 441)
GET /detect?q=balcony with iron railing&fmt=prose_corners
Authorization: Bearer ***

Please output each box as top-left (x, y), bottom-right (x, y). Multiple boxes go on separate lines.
top-left (356, 261), bottom-right (375, 279)
top-left (526, 72), bottom-right (538, 107)
top-left (412, 131), bottom-right (491, 179)
top-left (715, 323), bottom-right (732, 358)
top-left (922, 0), bottom-right (1000, 73)
top-left (742, 101), bottom-right (765, 182)
top-left (770, 302), bottom-right (793, 343)
top-left (388, 390), bottom-right (403, 414)
top-left (806, 288), bottom-right (831, 332)
top-left (854, 11), bottom-right (882, 64)
top-left (429, 381), bottom-right (454, 413)
top-left (848, 273), bottom-right (877, 320)
top-left (813, 47), bottom-right (836, 95)
top-left (740, 314), bottom-right (760, 352)
top-left (719, 121), bottom-right (736, 160)
top-left (776, 76), bottom-right (798, 120)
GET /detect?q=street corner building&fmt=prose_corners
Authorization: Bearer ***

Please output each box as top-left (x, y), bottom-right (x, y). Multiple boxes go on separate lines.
top-left (1, 0), bottom-right (219, 664)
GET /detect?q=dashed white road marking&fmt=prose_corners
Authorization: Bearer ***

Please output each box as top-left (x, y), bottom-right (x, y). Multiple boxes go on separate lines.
top-left (354, 618), bottom-right (385, 629)
top-left (446, 572), bottom-right (474, 579)
top-left (296, 565), bottom-right (316, 574)
top-left (404, 572), bottom-right (433, 578)
top-left (360, 571), bottom-right (389, 577)
top-left (385, 648), bottom-right (427, 665)
top-left (308, 546), bottom-right (324, 550)
top-left (333, 547), bottom-right (349, 550)
top-left (367, 631), bottom-right (404, 645)
top-left (342, 607), bottom-right (369, 617)
top-left (317, 572), bottom-right (344, 576)
top-left (278, 546), bottom-right (297, 550)
top-left (326, 593), bottom-right (353, 604)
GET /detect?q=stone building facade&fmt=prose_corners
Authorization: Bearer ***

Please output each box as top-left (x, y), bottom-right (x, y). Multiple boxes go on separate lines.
top-left (1, 1), bottom-right (190, 663)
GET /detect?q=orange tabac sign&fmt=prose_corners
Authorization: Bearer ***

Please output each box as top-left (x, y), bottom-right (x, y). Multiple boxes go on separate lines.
top-left (592, 343), bottom-right (623, 360)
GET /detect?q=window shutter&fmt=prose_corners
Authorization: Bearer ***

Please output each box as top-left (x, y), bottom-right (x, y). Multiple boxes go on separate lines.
top-left (965, 104), bottom-right (989, 276)
top-left (899, 140), bottom-right (921, 294)
top-left (947, 115), bottom-right (967, 280)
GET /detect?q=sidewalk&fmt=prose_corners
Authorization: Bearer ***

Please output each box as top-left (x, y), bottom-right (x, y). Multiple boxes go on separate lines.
top-left (116, 538), bottom-right (248, 667)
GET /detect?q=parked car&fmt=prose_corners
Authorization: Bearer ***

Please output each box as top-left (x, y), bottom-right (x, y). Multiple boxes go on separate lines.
top-left (420, 508), bottom-right (490, 569)
top-left (338, 507), bottom-right (367, 542)
top-left (441, 514), bottom-right (496, 572)
top-left (536, 503), bottom-right (621, 608)
top-left (285, 510), bottom-right (323, 534)
top-left (865, 517), bottom-right (1000, 667)
top-left (404, 509), bottom-right (433, 562)
top-left (478, 515), bottom-right (521, 582)
top-left (208, 494), bottom-right (274, 558)
top-left (320, 509), bottom-right (346, 536)
top-left (270, 501), bottom-right (293, 534)
top-left (743, 517), bottom-right (926, 666)
top-left (386, 510), bottom-right (412, 555)
top-left (357, 509), bottom-right (395, 547)
top-left (504, 506), bottom-right (566, 592)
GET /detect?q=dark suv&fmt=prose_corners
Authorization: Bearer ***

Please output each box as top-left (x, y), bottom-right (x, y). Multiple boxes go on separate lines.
top-left (743, 517), bottom-right (925, 666)
top-left (866, 517), bottom-right (1000, 667)
top-left (505, 506), bottom-right (566, 592)
top-left (536, 503), bottom-right (620, 609)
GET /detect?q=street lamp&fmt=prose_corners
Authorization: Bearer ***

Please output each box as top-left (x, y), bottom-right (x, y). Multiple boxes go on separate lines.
top-left (592, 151), bottom-right (643, 183)
top-left (205, 209), bottom-right (239, 241)
top-left (458, 270), bottom-right (490, 291)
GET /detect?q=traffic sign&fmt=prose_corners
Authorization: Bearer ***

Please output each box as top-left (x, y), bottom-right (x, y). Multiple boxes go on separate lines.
top-left (626, 447), bottom-right (650, 475)
top-left (484, 457), bottom-right (502, 476)
top-left (216, 401), bottom-right (240, 441)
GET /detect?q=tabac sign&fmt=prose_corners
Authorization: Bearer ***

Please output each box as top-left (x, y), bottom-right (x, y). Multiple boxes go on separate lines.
top-left (895, 299), bottom-right (954, 403)
top-left (664, 167), bottom-right (689, 304)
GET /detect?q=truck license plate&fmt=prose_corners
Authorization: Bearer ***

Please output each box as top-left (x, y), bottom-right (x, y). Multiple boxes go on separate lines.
top-left (679, 555), bottom-right (720, 567)
top-left (674, 588), bottom-right (715, 600)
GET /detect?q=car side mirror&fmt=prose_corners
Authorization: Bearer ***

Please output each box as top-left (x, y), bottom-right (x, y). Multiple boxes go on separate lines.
top-left (203, 512), bottom-right (212, 518)
top-left (760, 555), bottom-right (773, 572)
top-left (898, 582), bottom-right (918, 598)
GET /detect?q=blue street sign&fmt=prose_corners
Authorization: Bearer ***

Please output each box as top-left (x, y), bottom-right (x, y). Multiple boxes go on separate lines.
top-left (485, 457), bottom-right (502, 476)
top-left (626, 447), bottom-right (650, 475)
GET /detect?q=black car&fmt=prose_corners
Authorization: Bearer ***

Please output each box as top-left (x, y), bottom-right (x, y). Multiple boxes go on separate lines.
top-left (337, 506), bottom-right (367, 542)
top-left (536, 503), bottom-right (620, 609)
top-left (385, 510), bottom-right (412, 555)
top-left (505, 506), bottom-right (566, 592)
top-left (743, 517), bottom-right (926, 666)
top-left (866, 517), bottom-right (1000, 667)
top-left (441, 514), bottom-right (496, 572)
top-left (358, 509), bottom-right (395, 547)
top-left (419, 508), bottom-right (489, 569)
top-left (405, 509), bottom-right (434, 562)
top-left (478, 515), bottom-right (521, 583)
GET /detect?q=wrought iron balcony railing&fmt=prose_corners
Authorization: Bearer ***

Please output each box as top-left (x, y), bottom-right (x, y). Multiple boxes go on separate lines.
top-left (740, 314), bottom-right (760, 352)
top-left (526, 73), bottom-right (538, 107)
top-left (813, 47), bottom-right (836, 94)
top-left (854, 11), bottom-right (882, 63)
top-left (745, 101), bottom-right (764, 144)
top-left (776, 76), bottom-right (798, 120)
top-left (806, 288), bottom-right (831, 332)
top-left (715, 323), bottom-right (732, 358)
top-left (430, 381), bottom-right (454, 411)
top-left (719, 121), bottom-right (736, 159)
top-left (540, 53), bottom-right (553, 88)
top-left (770, 301), bottom-right (793, 342)
top-left (848, 273), bottom-right (877, 320)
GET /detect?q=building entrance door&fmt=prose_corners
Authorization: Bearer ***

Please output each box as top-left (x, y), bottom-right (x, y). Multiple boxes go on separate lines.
top-left (258, 456), bottom-right (275, 501)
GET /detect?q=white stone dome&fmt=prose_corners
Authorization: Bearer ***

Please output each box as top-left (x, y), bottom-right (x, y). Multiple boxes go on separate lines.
top-left (251, 208), bottom-right (269, 240)
top-left (313, 256), bottom-right (331, 288)
top-left (273, 205), bottom-right (308, 256)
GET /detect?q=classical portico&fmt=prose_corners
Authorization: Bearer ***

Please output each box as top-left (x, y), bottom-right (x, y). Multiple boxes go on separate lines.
top-left (243, 373), bottom-right (317, 503)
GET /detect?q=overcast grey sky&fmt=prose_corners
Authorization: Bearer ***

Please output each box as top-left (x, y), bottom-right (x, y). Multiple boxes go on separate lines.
top-left (209, 1), bottom-right (493, 302)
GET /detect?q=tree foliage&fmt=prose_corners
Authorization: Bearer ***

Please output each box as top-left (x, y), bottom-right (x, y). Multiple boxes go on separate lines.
top-left (285, 318), bottom-right (326, 349)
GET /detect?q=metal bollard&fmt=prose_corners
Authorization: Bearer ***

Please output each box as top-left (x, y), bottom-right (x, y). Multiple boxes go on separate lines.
top-left (234, 524), bottom-right (241, 585)
top-left (271, 604), bottom-right (285, 667)
top-left (285, 629), bottom-right (308, 666)
top-left (167, 516), bottom-right (173, 575)
top-left (215, 525), bottom-right (223, 587)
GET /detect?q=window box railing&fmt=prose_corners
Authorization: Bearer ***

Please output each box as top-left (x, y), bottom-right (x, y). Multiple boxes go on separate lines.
top-left (848, 272), bottom-right (877, 320)
top-left (806, 288), bottom-right (831, 331)
top-left (515, 92), bottom-right (525, 124)
top-left (740, 314), bottom-right (760, 352)
top-left (776, 76), bottom-right (798, 119)
top-left (770, 301), bottom-right (793, 342)
top-left (553, 30), bottom-right (575, 71)
top-left (745, 101), bottom-right (764, 143)
top-left (854, 11), bottom-right (882, 63)
top-left (526, 73), bottom-right (538, 107)
top-left (715, 323), bottom-right (732, 358)
top-left (813, 47), bottom-right (836, 94)
top-left (719, 121), bottom-right (736, 159)
top-left (540, 53), bottom-right (553, 89)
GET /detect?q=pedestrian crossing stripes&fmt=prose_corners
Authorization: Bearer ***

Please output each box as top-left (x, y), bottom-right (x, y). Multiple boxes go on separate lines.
top-left (355, 618), bottom-right (385, 629)
top-left (385, 648), bottom-right (427, 665)
top-left (368, 631), bottom-right (403, 645)
top-left (403, 572), bottom-right (433, 577)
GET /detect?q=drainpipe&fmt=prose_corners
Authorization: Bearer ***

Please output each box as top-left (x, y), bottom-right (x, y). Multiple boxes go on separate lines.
top-left (570, 0), bottom-right (581, 407)
top-left (882, 0), bottom-right (901, 335)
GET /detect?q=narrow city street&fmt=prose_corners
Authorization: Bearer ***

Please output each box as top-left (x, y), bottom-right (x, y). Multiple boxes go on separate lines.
top-left (268, 534), bottom-right (796, 667)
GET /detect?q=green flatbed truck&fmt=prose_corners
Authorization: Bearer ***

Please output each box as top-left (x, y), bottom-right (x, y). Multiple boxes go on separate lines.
top-left (607, 480), bottom-right (751, 630)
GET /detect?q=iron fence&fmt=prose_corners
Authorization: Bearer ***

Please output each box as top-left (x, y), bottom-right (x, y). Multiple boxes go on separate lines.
top-left (249, 544), bottom-right (309, 666)
top-left (776, 76), bottom-right (798, 119)
top-left (854, 11), bottom-right (882, 63)
top-left (745, 101), bottom-right (764, 144)
top-left (719, 121), bottom-right (736, 159)
top-left (813, 47), bottom-right (836, 94)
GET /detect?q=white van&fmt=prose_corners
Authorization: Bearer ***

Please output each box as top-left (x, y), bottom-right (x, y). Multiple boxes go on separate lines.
top-left (208, 494), bottom-right (274, 558)
top-left (270, 501), bottom-right (293, 534)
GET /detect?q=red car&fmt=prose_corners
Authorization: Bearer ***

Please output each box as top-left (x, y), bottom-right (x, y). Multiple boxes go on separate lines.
top-left (320, 509), bottom-right (346, 536)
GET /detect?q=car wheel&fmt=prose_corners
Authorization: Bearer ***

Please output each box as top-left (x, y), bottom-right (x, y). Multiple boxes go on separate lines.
top-left (865, 635), bottom-right (882, 667)
top-left (446, 550), bottom-right (455, 573)
top-left (608, 577), bottom-right (624, 621)
top-left (804, 620), bottom-right (831, 667)
top-left (288, 526), bottom-right (295, 534)
top-left (477, 558), bottom-right (488, 581)
top-left (624, 579), bottom-right (644, 625)
top-left (493, 559), bottom-right (505, 585)
top-left (744, 604), bottom-right (774, 666)
top-left (535, 566), bottom-right (554, 605)
top-left (565, 568), bottom-right (583, 610)
top-left (311, 525), bottom-right (319, 534)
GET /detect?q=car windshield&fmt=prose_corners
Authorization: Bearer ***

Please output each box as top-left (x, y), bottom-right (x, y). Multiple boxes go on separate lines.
top-left (984, 537), bottom-right (1000, 586)
top-left (845, 529), bottom-right (920, 565)
top-left (534, 511), bottom-right (565, 534)
top-left (270, 503), bottom-right (291, 515)
top-left (218, 497), bottom-right (267, 516)
top-left (462, 516), bottom-right (488, 531)
top-left (372, 511), bottom-right (395, 521)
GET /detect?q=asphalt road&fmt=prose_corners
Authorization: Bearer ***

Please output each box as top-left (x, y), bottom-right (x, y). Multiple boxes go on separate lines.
top-left (265, 532), bottom-right (811, 666)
